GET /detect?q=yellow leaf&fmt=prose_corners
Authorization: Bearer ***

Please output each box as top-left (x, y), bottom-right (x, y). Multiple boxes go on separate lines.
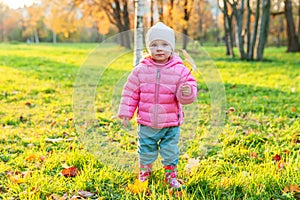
top-left (7, 173), bottom-right (27, 184)
top-left (25, 154), bottom-right (37, 162)
top-left (127, 179), bottom-right (148, 194)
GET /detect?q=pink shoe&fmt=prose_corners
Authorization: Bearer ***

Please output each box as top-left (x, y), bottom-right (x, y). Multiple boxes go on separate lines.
top-left (164, 165), bottom-right (185, 190)
top-left (139, 163), bottom-right (153, 182)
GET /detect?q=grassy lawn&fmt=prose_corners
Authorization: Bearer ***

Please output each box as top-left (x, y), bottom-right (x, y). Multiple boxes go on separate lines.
top-left (0, 43), bottom-right (299, 199)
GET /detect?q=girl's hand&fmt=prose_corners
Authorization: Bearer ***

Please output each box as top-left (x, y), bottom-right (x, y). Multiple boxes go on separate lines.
top-left (121, 117), bottom-right (131, 128)
top-left (180, 84), bottom-right (192, 96)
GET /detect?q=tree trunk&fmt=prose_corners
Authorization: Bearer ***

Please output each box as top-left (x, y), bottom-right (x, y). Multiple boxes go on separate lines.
top-left (246, 0), bottom-right (251, 57)
top-left (284, 0), bottom-right (300, 52)
top-left (53, 31), bottom-right (57, 44)
top-left (133, 0), bottom-right (144, 66)
top-left (224, 14), bottom-right (230, 55)
top-left (233, 0), bottom-right (247, 60)
top-left (182, 0), bottom-right (194, 50)
top-left (158, 0), bottom-right (164, 21)
top-left (103, 0), bottom-right (131, 49)
top-left (222, 0), bottom-right (234, 57)
top-left (256, 0), bottom-right (270, 60)
top-left (34, 29), bottom-right (39, 43)
top-left (298, 0), bottom-right (300, 44)
top-left (167, 0), bottom-right (174, 27)
top-left (150, 0), bottom-right (154, 26)
top-left (123, 1), bottom-right (131, 49)
top-left (248, 0), bottom-right (260, 60)
top-left (183, 28), bottom-right (188, 50)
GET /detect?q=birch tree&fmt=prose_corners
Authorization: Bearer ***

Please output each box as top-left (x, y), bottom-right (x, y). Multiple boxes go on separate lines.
top-left (133, 0), bottom-right (144, 66)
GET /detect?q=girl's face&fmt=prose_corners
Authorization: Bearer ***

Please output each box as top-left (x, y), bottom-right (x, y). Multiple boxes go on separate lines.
top-left (149, 40), bottom-right (172, 63)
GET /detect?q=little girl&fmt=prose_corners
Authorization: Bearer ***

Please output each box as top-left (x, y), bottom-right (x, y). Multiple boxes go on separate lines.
top-left (118, 22), bottom-right (197, 189)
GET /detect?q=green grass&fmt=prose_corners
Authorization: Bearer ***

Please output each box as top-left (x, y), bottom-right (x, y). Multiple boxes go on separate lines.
top-left (0, 43), bottom-right (299, 199)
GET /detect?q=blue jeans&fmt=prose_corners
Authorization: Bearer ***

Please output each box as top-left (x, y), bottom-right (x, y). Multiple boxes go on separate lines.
top-left (138, 124), bottom-right (180, 166)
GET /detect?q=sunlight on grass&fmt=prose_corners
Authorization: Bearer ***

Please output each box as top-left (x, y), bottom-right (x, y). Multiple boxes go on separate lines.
top-left (0, 43), bottom-right (299, 199)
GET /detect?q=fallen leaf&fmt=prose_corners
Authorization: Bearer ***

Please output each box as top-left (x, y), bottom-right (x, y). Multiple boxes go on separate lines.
top-left (70, 195), bottom-right (84, 200)
top-left (45, 138), bottom-right (74, 143)
top-left (273, 154), bottom-right (281, 162)
top-left (49, 194), bottom-right (66, 200)
top-left (250, 152), bottom-right (258, 158)
top-left (185, 158), bottom-right (200, 174)
top-left (127, 179), bottom-right (148, 194)
top-left (45, 138), bottom-right (64, 143)
top-left (284, 184), bottom-right (300, 193)
top-left (61, 163), bottom-right (71, 169)
top-left (51, 121), bottom-right (56, 127)
top-left (25, 102), bottom-right (32, 107)
top-left (278, 162), bottom-right (285, 170)
top-left (78, 190), bottom-right (95, 198)
top-left (6, 171), bottom-right (32, 184)
top-left (168, 187), bottom-right (185, 198)
top-left (61, 166), bottom-right (78, 177)
top-left (291, 107), bottom-right (297, 113)
top-left (26, 154), bottom-right (37, 162)
top-left (226, 107), bottom-right (235, 114)
top-left (284, 150), bottom-right (290, 155)
top-left (40, 156), bottom-right (46, 163)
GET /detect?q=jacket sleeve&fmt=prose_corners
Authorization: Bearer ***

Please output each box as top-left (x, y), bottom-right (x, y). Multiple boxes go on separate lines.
top-left (118, 67), bottom-right (140, 119)
top-left (176, 66), bottom-right (197, 105)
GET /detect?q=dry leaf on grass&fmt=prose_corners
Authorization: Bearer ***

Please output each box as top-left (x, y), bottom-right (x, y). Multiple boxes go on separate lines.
top-left (61, 166), bottom-right (78, 177)
top-left (284, 184), bottom-right (300, 194)
top-left (185, 158), bottom-right (200, 174)
top-left (6, 171), bottom-right (33, 184)
top-left (45, 138), bottom-right (74, 143)
top-left (272, 154), bottom-right (281, 162)
top-left (127, 179), bottom-right (149, 194)
top-left (78, 190), bottom-right (95, 198)
top-left (168, 188), bottom-right (185, 198)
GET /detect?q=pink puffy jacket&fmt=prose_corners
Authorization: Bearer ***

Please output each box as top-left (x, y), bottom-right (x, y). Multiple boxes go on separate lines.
top-left (118, 54), bottom-right (197, 129)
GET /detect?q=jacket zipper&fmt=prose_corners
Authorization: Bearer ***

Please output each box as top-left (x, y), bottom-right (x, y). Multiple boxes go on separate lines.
top-left (154, 69), bottom-right (161, 127)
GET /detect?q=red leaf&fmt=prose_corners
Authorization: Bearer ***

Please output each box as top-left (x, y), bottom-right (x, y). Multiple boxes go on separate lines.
top-left (273, 154), bottom-right (281, 162)
top-left (61, 166), bottom-right (78, 177)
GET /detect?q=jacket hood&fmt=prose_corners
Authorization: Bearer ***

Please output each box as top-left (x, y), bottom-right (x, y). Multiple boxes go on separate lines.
top-left (140, 54), bottom-right (183, 68)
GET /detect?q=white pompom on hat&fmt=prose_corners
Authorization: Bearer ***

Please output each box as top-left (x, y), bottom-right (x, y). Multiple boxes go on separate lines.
top-left (145, 22), bottom-right (175, 50)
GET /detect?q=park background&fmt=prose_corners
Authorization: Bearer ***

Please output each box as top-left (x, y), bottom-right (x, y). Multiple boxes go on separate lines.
top-left (0, 0), bottom-right (299, 199)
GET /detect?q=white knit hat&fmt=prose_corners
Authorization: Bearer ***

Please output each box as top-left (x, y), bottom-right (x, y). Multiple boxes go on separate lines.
top-left (145, 22), bottom-right (175, 50)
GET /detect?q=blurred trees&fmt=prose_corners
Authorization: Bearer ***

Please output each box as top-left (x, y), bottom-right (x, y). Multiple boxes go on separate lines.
top-left (43, 0), bottom-right (82, 43)
top-left (21, 4), bottom-right (46, 43)
top-left (0, 0), bottom-right (299, 57)
top-left (0, 3), bottom-right (22, 42)
top-left (73, 0), bottom-right (132, 48)
top-left (219, 0), bottom-right (271, 60)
